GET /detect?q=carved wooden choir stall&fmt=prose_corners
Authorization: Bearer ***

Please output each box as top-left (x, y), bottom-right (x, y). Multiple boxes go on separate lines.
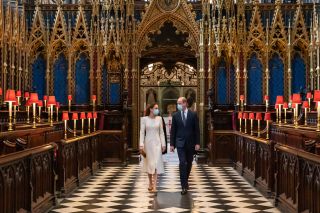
top-left (0, 0), bottom-right (320, 212)
top-left (208, 93), bottom-right (320, 213)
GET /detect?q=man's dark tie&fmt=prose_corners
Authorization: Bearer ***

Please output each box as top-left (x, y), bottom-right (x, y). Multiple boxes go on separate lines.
top-left (182, 111), bottom-right (186, 126)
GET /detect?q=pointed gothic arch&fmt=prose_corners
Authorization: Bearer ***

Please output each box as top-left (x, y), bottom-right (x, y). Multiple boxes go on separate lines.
top-left (136, 0), bottom-right (199, 55)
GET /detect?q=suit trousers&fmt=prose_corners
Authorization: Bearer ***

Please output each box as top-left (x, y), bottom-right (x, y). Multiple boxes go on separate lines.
top-left (177, 146), bottom-right (194, 189)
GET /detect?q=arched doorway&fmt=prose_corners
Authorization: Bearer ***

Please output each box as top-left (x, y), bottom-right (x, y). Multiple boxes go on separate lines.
top-left (131, 0), bottom-right (201, 149)
top-left (138, 20), bottom-right (198, 115)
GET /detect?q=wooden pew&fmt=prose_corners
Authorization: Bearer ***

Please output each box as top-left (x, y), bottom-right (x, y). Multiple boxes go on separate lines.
top-left (55, 130), bottom-right (126, 197)
top-left (271, 125), bottom-right (319, 153)
top-left (209, 111), bottom-right (320, 204)
top-left (0, 126), bottom-right (64, 156)
top-left (0, 144), bottom-right (56, 213)
top-left (275, 144), bottom-right (320, 213)
top-left (234, 133), bottom-right (275, 197)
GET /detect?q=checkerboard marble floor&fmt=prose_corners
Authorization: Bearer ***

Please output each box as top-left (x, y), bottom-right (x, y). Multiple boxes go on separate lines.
top-left (50, 153), bottom-right (281, 213)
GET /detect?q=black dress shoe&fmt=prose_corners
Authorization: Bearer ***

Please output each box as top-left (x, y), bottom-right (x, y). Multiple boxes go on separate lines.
top-left (181, 188), bottom-right (188, 195)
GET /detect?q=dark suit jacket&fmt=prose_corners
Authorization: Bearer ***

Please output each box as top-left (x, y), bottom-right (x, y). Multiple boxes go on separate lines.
top-left (170, 110), bottom-right (200, 149)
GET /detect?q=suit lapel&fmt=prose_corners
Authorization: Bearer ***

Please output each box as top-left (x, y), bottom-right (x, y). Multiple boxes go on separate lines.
top-left (177, 111), bottom-right (184, 127)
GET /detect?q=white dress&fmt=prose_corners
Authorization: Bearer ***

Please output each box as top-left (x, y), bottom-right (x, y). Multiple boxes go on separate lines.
top-left (139, 116), bottom-right (166, 174)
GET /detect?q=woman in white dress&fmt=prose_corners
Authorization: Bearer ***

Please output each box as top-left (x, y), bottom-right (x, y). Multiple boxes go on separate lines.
top-left (139, 103), bottom-right (166, 192)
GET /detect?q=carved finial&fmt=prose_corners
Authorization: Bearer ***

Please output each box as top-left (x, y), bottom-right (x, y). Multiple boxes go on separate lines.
top-left (35, 0), bottom-right (40, 7)
top-left (79, 0), bottom-right (85, 6)
top-left (275, 0), bottom-right (281, 6)
top-left (253, 0), bottom-right (259, 5)
top-left (57, 0), bottom-right (63, 7)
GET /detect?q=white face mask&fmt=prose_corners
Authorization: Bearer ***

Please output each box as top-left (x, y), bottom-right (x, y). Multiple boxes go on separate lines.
top-left (153, 109), bottom-right (159, 116)
top-left (177, 104), bottom-right (183, 111)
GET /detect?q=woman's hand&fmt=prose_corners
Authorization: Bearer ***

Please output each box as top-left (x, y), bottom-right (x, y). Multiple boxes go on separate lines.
top-left (162, 146), bottom-right (166, 152)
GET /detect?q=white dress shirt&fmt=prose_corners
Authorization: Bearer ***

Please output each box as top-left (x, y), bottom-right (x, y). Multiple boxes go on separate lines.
top-left (181, 108), bottom-right (188, 121)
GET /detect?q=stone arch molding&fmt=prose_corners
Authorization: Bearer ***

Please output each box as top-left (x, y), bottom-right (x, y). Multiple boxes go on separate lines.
top-left (136, 0), bottom-right (199, 55)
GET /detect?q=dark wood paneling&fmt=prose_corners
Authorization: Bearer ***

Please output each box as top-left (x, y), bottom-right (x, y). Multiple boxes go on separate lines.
top-left (56, 130), bottom-right (126, 196)
top-left (208, 130), bottom-right (235, 166)
top-left (271, 124), bottom-right (319, 153)
top-left (100, 130), bottom-right (126, 166)
top-left (0, 144), bottom-right (56, 213)
top-left (275, 144), bottom-right (320, 213)
top-left (234, 134), bottom-right (275, 197)
top-left (0, 124), bottom-right (65, 156)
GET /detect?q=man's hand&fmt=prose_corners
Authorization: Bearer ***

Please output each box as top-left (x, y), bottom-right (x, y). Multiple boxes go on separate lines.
top-left (195, 144), bottom-right (200, 151)
top-left (162, 146), bottom-right (166, 152)
top-left (170, 146), bottom-right (175, 152)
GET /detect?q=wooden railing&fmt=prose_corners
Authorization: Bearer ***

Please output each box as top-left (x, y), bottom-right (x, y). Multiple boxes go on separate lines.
top-left (271, 124), bottom-right (320, 153)
top-left (56, 132), bottom-right (100, 195)
top-left (0, 124), bottom-right (64, 155)
top-left (209, 111), bottom-right (320, 212)
top-left (234, 133), bottom-right (275, 197)
top-left (100, 130), bottom-right (126, 165)
top-left (0, 128), bottom-right (126, 211)
top-left (0, 144), bottom-right (56, 213)
top-left (275, 144), bottom-right (320, 213)
top-left (55, 130), bottom-right (125, 196)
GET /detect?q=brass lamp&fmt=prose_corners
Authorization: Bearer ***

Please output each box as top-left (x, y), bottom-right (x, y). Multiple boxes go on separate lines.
top-left (264, 112), bottom-right (271, 140)
top-left (249, 112), bottom-right (255, 136)
top-left (256, 112), bottom-right (262, 137)
top-left (302, 101), bottom-right (309, 126)
top-left (24, 92), bottom-right (29, 102)
top-left (38, 100), bottom-right (43, 122)
top-left (68, 95), bottom-right (72, 112)
top-left (292, 103), bottom-right (296, 125)
top-left (72, 112), bottom-right (78, 137)
top-left (93, 112), bottom-right (98, 131)
top-left (243, 112), bottom-right (248, 134)
top-left (16, 90), bottom-right (21, 111)
top-left (276, 96), bottom-right (284, 125)
top-left (313, 90), bottom-right (320, 131)
top-left (240, 95), bottom-right (245, 112)
top-left (87, 112), bottom-right (93, 134)
top-left (29, 93), bottom-right (39, 129)
top-left (5, 89), bottom-right (16, 131)
top-left (56, 102), bottom-right (60, 122)
top-left (62, 111), bottom-right (69, 139)
top-left (80, 112), bottom-right (86, 135)
top-left (43, 95), bottom-right (48, 112)
top-left (47, 96), bottom-right (56, 126)
top-left (13, 99), bottom-right (18, 124)
top-left (25, 100), bottom-right (31, 124)
top-left (292, 93), bottom-right (301, 128)
top-left (238, 112), bottom-right (243, 132)
top-left (307, 92), bottom-right (312, 112)
top-left (283, 102), bottom-right (288, 124)
top-left (47, 106), bottom-right (51, 123)
top-left (275, 104), bottom-right (279, 123)
top-left (264, 95), bottom-right (269, 112)
top-left (92, 95), bottom-right (96, 112)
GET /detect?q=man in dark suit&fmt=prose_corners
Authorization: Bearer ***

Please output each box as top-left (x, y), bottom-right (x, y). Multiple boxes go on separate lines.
top-left (170, 97), bottom-right (200, 195)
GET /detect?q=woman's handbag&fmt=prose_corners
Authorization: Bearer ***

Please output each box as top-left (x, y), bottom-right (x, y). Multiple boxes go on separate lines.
top-left (161, 117), bottom-right (168, 154)
top-left (140, 149), bottom-right (146, 158)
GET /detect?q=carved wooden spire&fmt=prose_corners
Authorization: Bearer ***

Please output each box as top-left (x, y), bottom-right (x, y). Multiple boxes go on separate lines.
top-left (292, 0), bottom-right (309, 49)
top-left (247, 0), bottom-right (265, 53)
top-left (270, 0), bottom-right (287, 55)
